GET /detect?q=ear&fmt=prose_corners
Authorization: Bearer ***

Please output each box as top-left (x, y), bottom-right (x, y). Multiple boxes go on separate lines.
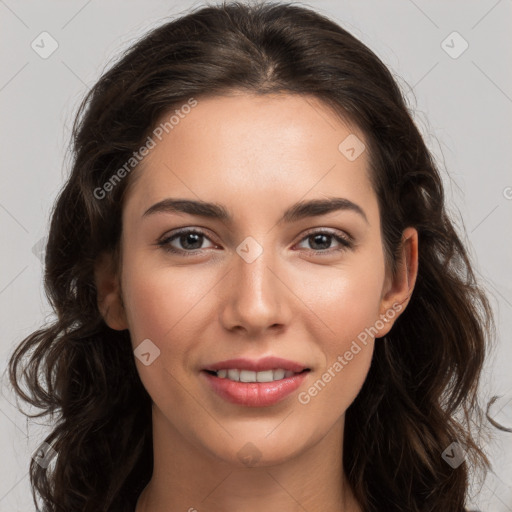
top-left (94, 251), bottom-right (128, 331)
top-left (375, 227), bottom-right (418, 338)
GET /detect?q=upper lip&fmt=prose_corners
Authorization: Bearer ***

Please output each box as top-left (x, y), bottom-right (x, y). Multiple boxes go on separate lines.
top-left (203, 356), bottom-right (309, 373)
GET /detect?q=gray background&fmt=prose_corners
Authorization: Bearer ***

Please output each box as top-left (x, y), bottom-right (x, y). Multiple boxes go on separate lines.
top-left (0, 0), bottom-right (511, 510)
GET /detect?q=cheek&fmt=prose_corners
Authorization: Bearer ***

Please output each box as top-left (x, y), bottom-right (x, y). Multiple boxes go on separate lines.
top-left (293, 252), bottom-right (386, 346)
top-left (293, 254), bottom-right (384, 408)
top-left (297, 273), bottom-right (378, 418)
top-left (119, 250), bottom-right (223, 396)
top-left (121, 251), bottom-right (212, 343)
top-left (119, 262), bottom-right (207, 412)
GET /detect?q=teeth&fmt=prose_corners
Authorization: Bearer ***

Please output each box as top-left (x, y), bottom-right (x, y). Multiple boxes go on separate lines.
top-left (273, 369), bottom-right (285, 380)
top-left (227, 369), bottom-right (239, 381)
top-left (215, 368), bottom-right (298, 382)
top-left (256, 370), bottom-right (275, 382)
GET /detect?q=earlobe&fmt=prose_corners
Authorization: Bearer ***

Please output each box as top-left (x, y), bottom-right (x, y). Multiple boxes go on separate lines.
top-left (377, 227), bottom-right (419, 337)
top-left (94, 251), bottom-right (128, 331)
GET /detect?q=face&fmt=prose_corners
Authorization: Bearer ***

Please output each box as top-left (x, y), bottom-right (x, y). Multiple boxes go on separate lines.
top-left (97, 93), bottom-right (416, 467)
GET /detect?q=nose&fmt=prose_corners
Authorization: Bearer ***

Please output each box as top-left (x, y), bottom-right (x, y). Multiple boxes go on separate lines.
top-left (219, 241), bottom-right (294, 336)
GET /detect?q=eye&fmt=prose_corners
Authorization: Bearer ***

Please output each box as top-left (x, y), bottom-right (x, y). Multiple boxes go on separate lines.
top-left (295, 229), bottom-right (353, 254)
top-left (157, 228), bottom-right (217, 255)
top-left (156, 227), bottom-right (354, 257)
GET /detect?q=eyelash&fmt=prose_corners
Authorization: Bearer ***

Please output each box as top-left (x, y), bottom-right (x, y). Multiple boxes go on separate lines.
top-left (156, 227), bottom-right (354, 257)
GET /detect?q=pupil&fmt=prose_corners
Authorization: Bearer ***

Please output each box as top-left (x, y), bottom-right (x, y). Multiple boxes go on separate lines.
top-left (182, 233), bottom-right (202, 250)
top-left (311, 234), bottom-right (330, 250)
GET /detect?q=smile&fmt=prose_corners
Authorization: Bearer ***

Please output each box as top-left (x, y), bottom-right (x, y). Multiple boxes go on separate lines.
top-left (207, 368), bottom-right (302, 382)
top-left (201, 368), bottom-right (310, 407)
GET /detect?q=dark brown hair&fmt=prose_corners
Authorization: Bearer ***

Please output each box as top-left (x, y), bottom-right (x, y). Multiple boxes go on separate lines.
top-left (7, 1), bottom-right (500, 510)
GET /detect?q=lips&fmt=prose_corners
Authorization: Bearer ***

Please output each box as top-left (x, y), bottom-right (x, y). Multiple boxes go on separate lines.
top-left (201, 356), bottom-right (311, 407)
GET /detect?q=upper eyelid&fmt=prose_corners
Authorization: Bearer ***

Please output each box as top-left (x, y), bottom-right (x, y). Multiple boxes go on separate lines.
top-left (300, 226), bottom-right (353, 242)
top-left (159, 227), bottom-right (218, 244)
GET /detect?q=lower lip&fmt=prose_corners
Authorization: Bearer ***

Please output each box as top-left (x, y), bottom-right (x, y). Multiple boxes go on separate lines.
top-left (201, 370), bottom-right (309, 407)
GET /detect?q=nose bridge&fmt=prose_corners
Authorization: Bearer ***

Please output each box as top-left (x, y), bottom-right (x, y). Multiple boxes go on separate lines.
top-left (221, 235), bottom-right (291, 332)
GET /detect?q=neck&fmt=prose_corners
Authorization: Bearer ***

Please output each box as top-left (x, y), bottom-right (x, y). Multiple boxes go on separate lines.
top-left (135, 405), bottom-right (361, 512)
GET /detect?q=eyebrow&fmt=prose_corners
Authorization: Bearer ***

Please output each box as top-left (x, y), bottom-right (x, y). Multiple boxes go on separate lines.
top-left (142, 197), bottom-right (368, 225)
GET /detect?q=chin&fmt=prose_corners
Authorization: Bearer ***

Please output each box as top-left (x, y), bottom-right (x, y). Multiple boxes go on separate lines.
top-left (204, 434), bottom-right (308, 469)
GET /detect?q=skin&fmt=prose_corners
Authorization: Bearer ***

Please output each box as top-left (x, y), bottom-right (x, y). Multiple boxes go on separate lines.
top-left (95, 93), bottom-right (418, 512)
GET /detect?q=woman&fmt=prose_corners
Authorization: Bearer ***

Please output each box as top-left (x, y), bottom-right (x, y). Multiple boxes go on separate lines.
top-left (8, 1), bottom-right (500, 511)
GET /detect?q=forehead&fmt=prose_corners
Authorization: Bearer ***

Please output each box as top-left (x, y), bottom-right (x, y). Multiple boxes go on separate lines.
top-left (123, 93), bottom-right (377, 222)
